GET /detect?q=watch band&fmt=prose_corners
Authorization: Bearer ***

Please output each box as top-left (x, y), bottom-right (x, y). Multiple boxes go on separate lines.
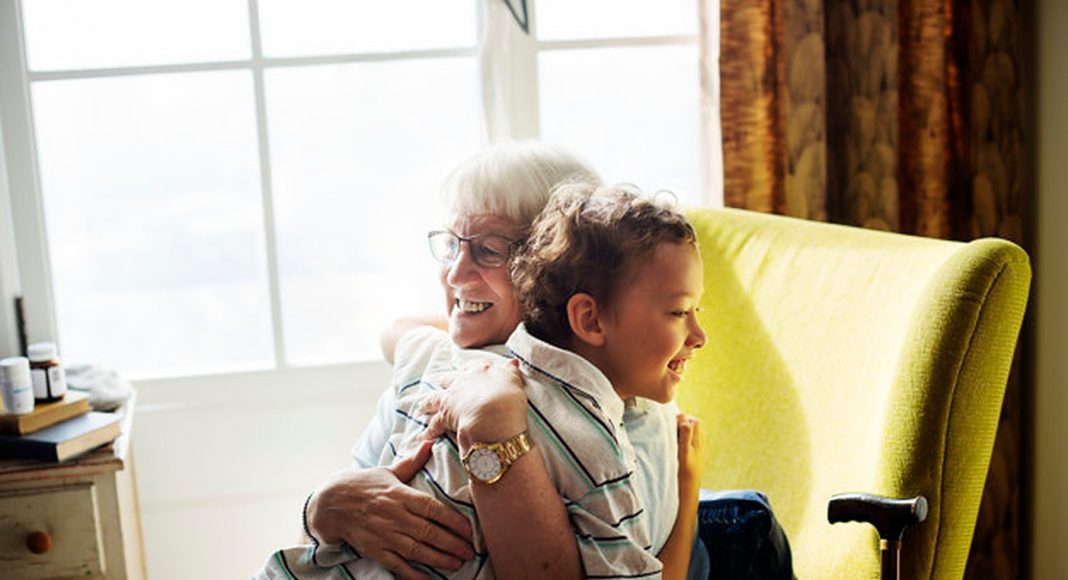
top-left (495, 430), bottom-right (532, 465)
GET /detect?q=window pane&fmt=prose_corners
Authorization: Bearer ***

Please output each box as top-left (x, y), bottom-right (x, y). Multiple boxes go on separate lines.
top-left (20, 0), bottom-right (250, 71)
top-left (265, 58), bottom-right (481, 365)
top-left (536, 0), bottom-right (696, 40)
top-left (257, 0), bottom-right (477, 57)
top-left (31, 72), bottom-right (272, 378)
top-left (539, 46), bottom-right (701, 203)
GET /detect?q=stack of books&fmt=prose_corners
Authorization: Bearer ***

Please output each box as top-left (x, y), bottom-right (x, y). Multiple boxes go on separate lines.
top-left (0, 391), bottom-right (121, 462)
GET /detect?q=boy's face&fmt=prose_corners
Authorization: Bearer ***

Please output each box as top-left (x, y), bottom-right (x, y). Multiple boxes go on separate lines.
top-left (596, 242), bottom-right (706, 403)
top-left (440, 212), bottom-right (523, 348)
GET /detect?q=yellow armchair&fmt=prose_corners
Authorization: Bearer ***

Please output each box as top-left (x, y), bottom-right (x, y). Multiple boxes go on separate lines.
top-left (677, 207), bottom-right (1031, 579)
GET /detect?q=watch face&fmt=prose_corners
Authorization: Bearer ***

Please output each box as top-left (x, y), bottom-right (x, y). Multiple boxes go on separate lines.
top-left (467, 447), bottom-right (504, 482)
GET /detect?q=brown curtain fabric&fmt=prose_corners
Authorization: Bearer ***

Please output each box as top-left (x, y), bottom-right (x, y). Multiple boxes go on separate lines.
top-left (708, 0), bottom-right (1029, 576)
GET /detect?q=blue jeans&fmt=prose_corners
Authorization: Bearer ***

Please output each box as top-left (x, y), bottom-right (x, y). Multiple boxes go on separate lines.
top-left (687, 489), bottom-right (795, 580)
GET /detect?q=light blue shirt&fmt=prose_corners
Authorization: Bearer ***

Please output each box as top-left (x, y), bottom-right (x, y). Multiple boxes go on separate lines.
top-left (624, 396), bottom-right (681, 553)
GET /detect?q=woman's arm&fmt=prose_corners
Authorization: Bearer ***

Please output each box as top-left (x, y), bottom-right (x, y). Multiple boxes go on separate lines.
top-left (469, 442), bottom-right (582, 579)
top-left (305, 446), bottom-right (476, 580)
top-left (421, 360), bottom-right (584, 580)
top-left (304, 380), bottom-right (474, 580)
top-left (658, 414), bottom-right (703, 580)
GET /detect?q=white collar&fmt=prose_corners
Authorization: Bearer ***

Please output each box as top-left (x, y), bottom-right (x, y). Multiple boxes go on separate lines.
top-left (505, 323), bottom-right (626, 427)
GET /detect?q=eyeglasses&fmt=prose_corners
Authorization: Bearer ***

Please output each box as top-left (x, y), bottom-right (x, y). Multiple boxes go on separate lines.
top-left (427, 230), bottom-right (516, 269)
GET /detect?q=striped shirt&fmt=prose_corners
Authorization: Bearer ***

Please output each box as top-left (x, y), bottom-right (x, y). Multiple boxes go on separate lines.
top-left (257, 324), bottom-right (669, 580)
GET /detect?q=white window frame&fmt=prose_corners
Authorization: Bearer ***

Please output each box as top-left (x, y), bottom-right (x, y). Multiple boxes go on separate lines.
top-left (0, 0), bottom-right (703, 391)
top-left (481, 0), bottom-right (705, 156)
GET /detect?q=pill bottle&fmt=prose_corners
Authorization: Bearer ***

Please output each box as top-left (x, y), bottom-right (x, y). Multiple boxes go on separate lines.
top-left (1, 356), bottom-right (35, 414)
top-left (28, 342), bottom-right (67, 401)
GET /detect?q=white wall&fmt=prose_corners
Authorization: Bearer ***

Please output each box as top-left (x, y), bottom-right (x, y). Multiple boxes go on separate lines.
top-left (130, 361), bottom-right (390, 579)
top-left (1032, 0), bottom-right (1068, 576)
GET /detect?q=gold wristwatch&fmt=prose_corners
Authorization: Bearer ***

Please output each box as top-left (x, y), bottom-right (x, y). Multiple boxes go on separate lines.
top-left (462, 430), bottom-right (532, 485)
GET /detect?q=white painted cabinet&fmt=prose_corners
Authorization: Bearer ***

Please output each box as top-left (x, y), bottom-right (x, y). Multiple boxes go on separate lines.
top-left (0, 406), bottom-right (145, 579)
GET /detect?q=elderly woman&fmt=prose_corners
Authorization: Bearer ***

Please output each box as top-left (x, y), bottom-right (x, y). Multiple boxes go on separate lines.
top-left (301, 142), bottom-right (686, 579)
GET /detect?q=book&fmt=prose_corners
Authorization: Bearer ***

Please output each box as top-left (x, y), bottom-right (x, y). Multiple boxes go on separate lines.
top-left (0, 411), bottom-right (120, 462)
top-left (0, 390), bottom-right (91, 435)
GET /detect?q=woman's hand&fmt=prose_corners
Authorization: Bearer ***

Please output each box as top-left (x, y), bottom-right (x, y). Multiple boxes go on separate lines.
top-left (420, 358), bottom-right (528, 451)
top-left (676, 414), bottom-right (704, 495)
top-left (306, 440), bottom-right (475, 580)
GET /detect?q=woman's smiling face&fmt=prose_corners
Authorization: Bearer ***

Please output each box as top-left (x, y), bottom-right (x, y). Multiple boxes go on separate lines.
top-left (439, 212), bottom-right (523, 348)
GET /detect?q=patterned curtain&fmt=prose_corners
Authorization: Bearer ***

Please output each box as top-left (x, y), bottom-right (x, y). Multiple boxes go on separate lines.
top-left (706, 0), bottom-right (1029, 576)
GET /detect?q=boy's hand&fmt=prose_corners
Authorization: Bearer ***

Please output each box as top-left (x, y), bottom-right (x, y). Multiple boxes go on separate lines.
top-left (420, 358), bottom-right (528, 451)
top-left (676, 414), bottom-right (704, 491)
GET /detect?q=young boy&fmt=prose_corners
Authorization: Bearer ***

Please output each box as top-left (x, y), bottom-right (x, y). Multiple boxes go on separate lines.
top-left (258, 183), bottom-right (705, 579)
top-left (506, 182), bottom-right (707, 579)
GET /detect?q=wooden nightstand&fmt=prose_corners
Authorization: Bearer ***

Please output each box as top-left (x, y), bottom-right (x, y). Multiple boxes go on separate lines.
top-left (0, 398), bottom-right (146, 579)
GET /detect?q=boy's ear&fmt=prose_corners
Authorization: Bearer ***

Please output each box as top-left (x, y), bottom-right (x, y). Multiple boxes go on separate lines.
top-left (567, 293), bottom-right (606, 347)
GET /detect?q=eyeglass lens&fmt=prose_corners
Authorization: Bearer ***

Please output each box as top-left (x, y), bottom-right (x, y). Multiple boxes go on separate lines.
top-left (428, 231), bottom-right (512, 268)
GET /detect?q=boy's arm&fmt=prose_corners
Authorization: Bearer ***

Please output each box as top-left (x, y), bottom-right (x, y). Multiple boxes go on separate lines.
top-left (658, 415), bottom-right (703, 580)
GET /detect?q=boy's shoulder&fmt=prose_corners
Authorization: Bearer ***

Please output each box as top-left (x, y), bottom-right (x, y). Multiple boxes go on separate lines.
top-left (507, 326), bottom-right (640, 488)
top-left (507, 324), bottom-right (626, 428)
top-left (518, 360), bottom-right (648, 510)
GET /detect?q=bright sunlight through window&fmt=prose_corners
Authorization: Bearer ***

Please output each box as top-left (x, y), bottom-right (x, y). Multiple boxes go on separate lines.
top-left (11, 0), bottom-right (704, 379)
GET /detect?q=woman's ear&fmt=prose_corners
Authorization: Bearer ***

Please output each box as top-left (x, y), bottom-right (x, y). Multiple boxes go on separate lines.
top-left (567, 293), bottom-right (606, 347)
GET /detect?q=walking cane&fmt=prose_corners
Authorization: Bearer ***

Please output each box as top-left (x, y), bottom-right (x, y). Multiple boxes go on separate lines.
top-left (828, 493), bottom-right (929, 580)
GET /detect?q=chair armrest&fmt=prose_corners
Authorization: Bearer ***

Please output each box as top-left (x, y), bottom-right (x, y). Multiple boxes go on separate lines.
top-left (827, 493), bottom-right (928, 541)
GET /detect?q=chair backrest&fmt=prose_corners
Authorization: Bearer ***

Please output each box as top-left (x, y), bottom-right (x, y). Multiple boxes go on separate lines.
top-left (677, 207), bottom-right (1030, 579)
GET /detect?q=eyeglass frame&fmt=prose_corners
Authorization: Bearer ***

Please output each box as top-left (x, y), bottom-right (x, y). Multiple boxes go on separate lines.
top-left (426, 229), bottom-right (519, 269)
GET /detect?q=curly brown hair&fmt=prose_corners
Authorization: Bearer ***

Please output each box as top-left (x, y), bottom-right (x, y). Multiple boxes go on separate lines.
top-left (511, 183), bottom-right (698, 348)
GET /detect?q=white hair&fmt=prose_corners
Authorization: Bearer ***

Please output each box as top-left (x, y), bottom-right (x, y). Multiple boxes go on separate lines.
top-left (441, 141), bottom-right (602, 227)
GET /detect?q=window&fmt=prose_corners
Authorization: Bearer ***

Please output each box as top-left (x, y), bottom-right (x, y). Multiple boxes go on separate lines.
top-left (536, 0), bottom-right (701, 197)
top-left (0, 0), bottom-right (708, 380)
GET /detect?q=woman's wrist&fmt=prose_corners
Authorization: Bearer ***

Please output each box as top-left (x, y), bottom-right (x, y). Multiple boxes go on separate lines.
top-left (456, 391), bottom-right (528, 452)
top-left (302, 491), bottom-right (318, 543)
top-left (305, 472), bottom-right (355, 545)
top-left (304, 486), bottom-right (336, 544)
